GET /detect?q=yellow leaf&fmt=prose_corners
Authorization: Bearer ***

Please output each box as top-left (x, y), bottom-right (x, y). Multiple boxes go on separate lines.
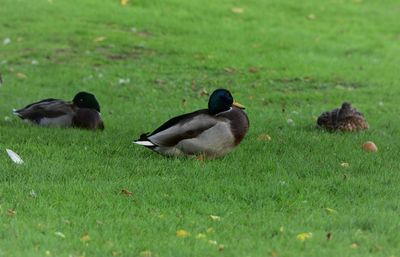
top-left (208, 240), bottom-right (217, 245)
top-left (195, 233), bottom-right (206, 239)
top-left (120, 0), bottom-right (128, 6)
top-left (350, 243), bottom-right (359, 249)
top-left (296, 232), bottom-right (312, 241)
top-left (258, 133), bottom-right (272, 141)
top-left (80, 234), bottom-right (91, 242)
top-left (325, 207), bottom-right (337, 213)
top-left (176, 229), bottom-right (189, 238)
top-left (16, 72), bottom-right (27, 79)
top-left (231, 7), bottom-right (244, 14)
top-left (209, 215), bottom-right (221, 221)
top-left (94, 36), bottom-right (106, 42)
top-left (139, 250), bottom-right (152, 257)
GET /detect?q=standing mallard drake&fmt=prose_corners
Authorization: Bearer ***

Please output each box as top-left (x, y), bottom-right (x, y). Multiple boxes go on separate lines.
top-left (317, 102), bottom-right (368, 132)
top-left (14, 91), bottom-right (104, 130)
top-left (134, 88), bottom-right (249, 158)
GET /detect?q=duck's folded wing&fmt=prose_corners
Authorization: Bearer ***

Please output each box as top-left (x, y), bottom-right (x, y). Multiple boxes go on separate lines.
top-left (15, 99), bottom-right (74, 120)
top-left (148, 112), bottom-right (219, 147)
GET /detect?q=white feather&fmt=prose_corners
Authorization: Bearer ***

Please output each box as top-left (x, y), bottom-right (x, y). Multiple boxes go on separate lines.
top-left (133, 140), bottom-right (155, 146)
top-left (6, 149), bottom-right (24, 164)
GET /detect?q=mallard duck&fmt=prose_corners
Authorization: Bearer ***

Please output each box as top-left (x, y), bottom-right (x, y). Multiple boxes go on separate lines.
top-left (134, 88), bottom-right (249, 158)
top-left (14, 91), bottom-right (104, 130)
top-left (317, 102), bottom-right (368, 131)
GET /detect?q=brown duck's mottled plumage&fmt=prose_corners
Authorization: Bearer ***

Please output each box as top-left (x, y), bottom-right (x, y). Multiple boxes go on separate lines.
top-left (317, 102), bottom-right (368, 132)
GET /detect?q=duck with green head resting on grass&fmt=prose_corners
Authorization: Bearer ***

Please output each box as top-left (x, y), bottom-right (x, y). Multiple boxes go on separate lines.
top-left (14, 91), bottom-right (104, 130)
top-left (134, 88), bottom-right (249, 158)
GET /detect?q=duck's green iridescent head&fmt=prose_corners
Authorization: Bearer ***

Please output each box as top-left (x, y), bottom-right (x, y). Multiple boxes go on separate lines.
top-left (73, 91), bottom-right (101, 112)
top-left (208, 89), bottom-right (245, 115)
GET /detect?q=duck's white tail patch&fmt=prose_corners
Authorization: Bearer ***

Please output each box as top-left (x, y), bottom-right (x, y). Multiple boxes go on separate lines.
top-left (12, 109), bottom-right (19, 116)
top-left (6, 149), bottom-right (24, 164)
top-left (133, 140), bottom-right (155, 146)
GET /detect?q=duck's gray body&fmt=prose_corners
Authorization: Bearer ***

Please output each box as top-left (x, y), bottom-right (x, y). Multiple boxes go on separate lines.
top-left (135, 107), bottom-right (249, 158)
top-left (14, 97), bottom-right (104, 130)
top-left (14, 99), bottom-right (76, 127)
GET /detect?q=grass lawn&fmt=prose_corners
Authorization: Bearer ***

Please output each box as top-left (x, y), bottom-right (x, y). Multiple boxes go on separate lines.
top-left (1, 0), bottom-right (400, 256)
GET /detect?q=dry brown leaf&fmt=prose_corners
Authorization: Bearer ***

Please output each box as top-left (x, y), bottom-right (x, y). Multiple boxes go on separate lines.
top-left (121, 189), bottom-right (133, 196)
top-left (327, 232), bottom-right (333, 241)
top-left (248, 67), bottom-right (259, 73)
top-left (362, 141), bottom-right (378, 152)
top-left (218, 244), bottom-right (225, 251)
top-left (7, 209), bottom-right (16, 217)
top-left (224, 67), bottom-right (236, 74)
top-left (199, 88), bottom-right (209, 97)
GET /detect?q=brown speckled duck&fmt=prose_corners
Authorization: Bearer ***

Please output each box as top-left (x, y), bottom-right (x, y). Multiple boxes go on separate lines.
top-left (14, 91), bottom-right (104, 130)
top-left (134, 89), bottom-right (249, 158)
top-left (317, 102), bottom-right (368, 132)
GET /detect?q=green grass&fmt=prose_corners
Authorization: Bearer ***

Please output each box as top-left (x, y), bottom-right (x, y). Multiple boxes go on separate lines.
top-left (1, 0), bottom-right (400, 256)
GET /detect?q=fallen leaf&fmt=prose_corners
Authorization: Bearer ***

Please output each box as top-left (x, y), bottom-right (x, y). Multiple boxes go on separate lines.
top-left (206, 227), bottom-right (214, 233)
top-left (176, 229), bottom-right (189, 238)
top-left (94, 36), bottom-right (106, 42)
top-left (208, 240), bottom-right (217, 245)
top-left (80, 234), bottom-right (91, 242)
top-left (54, 231), bottom-right (66, 238)
top-left (296, 232), bottom-right (312, 241)
top-left (139, 250), bottom-right (152, 257)
top-left (231, 7), bottom-right (244, 14)
top-left (257, 133), bottom-right (272, 141)
top-left (248, 67), bottom-right (259, 73)
top-left (16, 72), bottom-right (27, 79)
top-left (7, 209), bottom-right (16, 217)
top-left (209, 215), bottom-right (221, 221)
top-left (199, 88), bottom-right (209, 97)
top-left (340, 162), bottom-right (349, 168)
top-left (218, 244), bottom-right (225, 251)
top-left (6, 149), bottom-right (24, 164)
top-left (287, 119), bottom-right (295, 126)
top-left (120, 189), bottom-right (133, 196)
top-left (307, 14), bottom-right (316, 20)
top-left (224, 67), bottom-right (236, 74)
top-left (279, 226), bottom-right (284, 233)
top-left (112, 251), bottom-right (119, 256)
top-left (196, 233), bottom-right (206, 239)
top-left (181, 98), bottom-right (187, 107)
top-left (120, 0), bottom-right (128, 6)
top-left (327, 232), bottom-right (333, 241)
top-left (325, 207), bottom-right (337, 213)
top-left (362, 141), bottom-right (378, 152)
top-left (350, 243), bottom-right (359, 249)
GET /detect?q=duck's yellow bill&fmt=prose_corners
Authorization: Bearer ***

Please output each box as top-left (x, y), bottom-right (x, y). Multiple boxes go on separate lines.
top-left (233, 101), bottom-right (246, 109)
